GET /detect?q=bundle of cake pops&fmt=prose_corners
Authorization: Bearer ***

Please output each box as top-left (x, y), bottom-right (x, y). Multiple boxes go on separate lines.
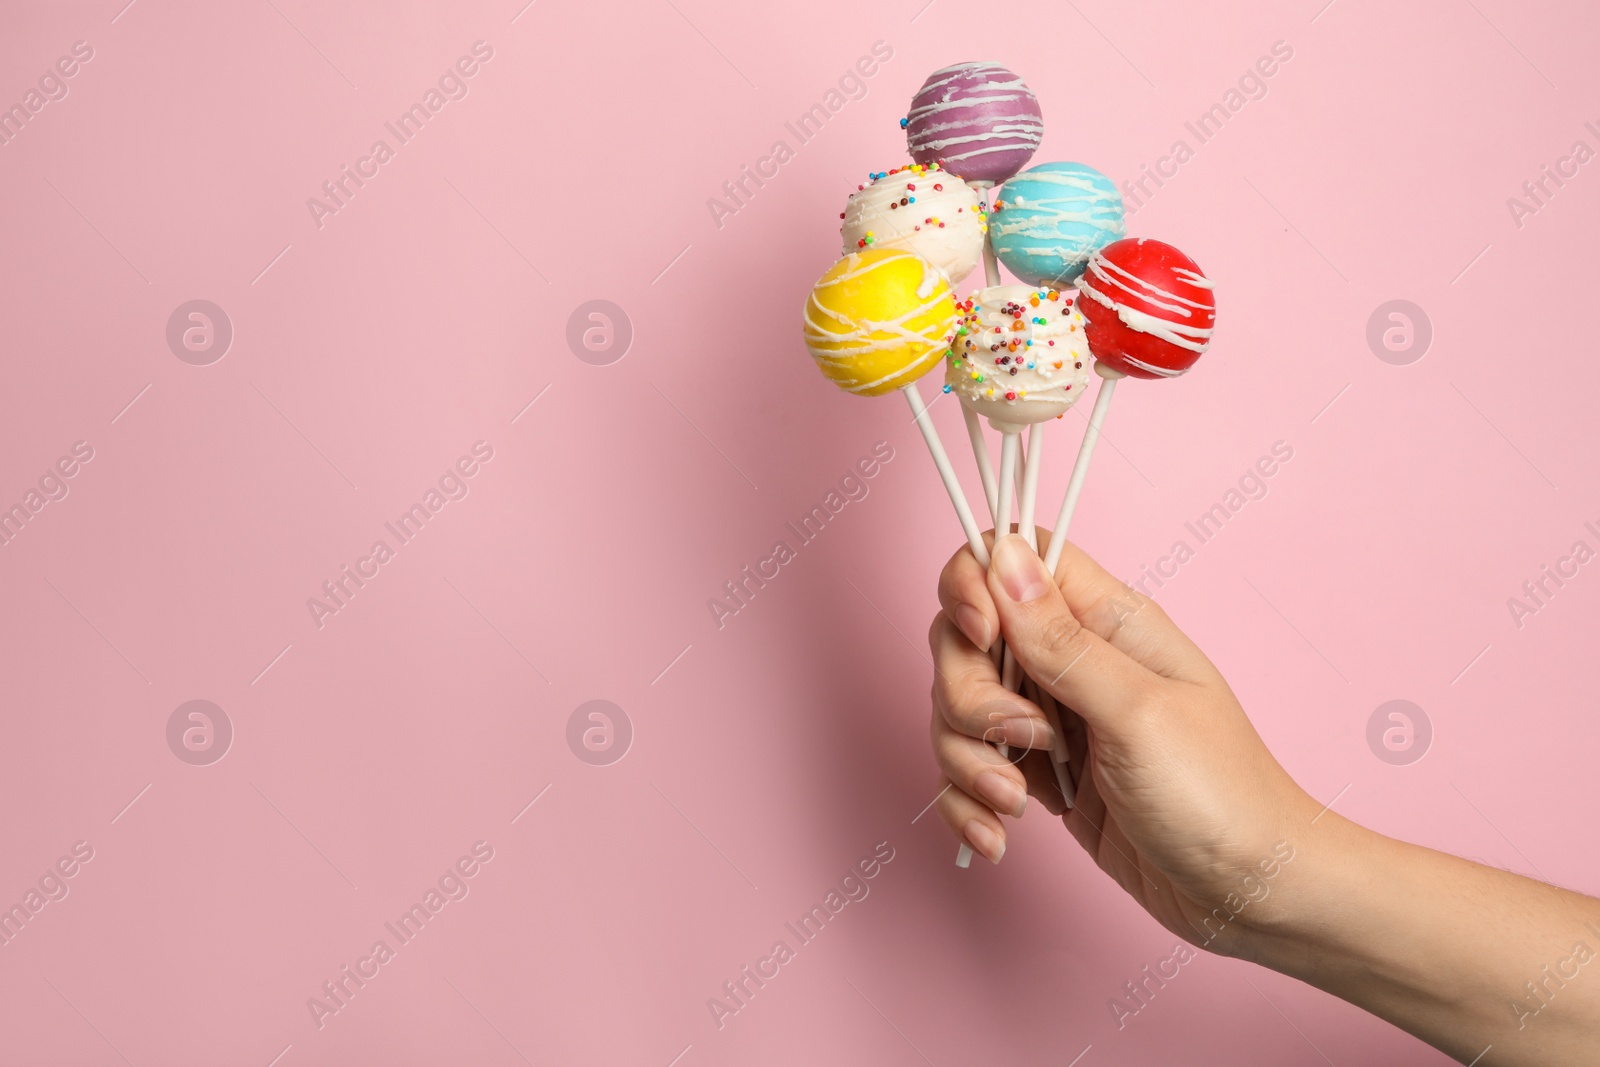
top-left (801, 62), bottom-right (1217, 867)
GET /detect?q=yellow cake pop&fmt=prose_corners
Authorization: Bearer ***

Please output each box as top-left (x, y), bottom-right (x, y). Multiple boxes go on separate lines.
top-left (800, 243), bottom-right (994, 872)
top-left (802, 248), bottom-right (958, 396)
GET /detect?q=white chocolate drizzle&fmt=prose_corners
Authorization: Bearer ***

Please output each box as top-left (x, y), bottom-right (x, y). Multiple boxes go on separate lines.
top-left (906, 63), bottom-right (1043, 169)
top-left (802, 252), bottom-right (954, 394)
top-left (1076, 242), bottom-right (1215, 360)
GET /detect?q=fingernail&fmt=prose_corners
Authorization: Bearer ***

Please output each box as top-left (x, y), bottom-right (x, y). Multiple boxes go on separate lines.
top-left (964, 820), bottom-right (1005, 864)
top-left (974, 771), bottom-right (1026, 818)
top-left (993, 536), bottom-right (1050, 603)
top-left (1000, 717), bottom-right (1055, 751)
top-left (954, 603), bottom-right (991, 651)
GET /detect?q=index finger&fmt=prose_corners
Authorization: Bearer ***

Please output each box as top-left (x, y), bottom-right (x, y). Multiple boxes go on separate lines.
top-left (937, 532), bottom-right (999, 653)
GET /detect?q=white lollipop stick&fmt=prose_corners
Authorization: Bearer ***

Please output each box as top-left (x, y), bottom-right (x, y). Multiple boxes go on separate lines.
top-left (1017, 422), bottom-right (1043, 549)
top-left (902, 383), bottom-right (990, 569)
top-left (1014, 434), bottom-right (1027, 501)
top-left (962, 406), bottom-right (999, 522)
top-left (995, 431), bottom-right (1017, 541)
top-left (972, 413), bottom-right (1006, 679)
top-left (970, 181), bottom-right (1003, 288)
top-left (905, 377), bottom-right (998, 870)
top-left (992, 431), bottom-right (1017, 694)
top-left (907, 381), bottom-right (1013, 867)
top-left (994, 430), bottom-right (1018, 693)
top-left (997, 424), bottom-right (1029, 693)
top-left (1043, 365), bottom-right (1124, 575)
top-left (1019, 427), bottom-right (1074, 792)
top-left (1023, 366), bottom-right (1124, 812)
top-left (998, 425), bottom-right (1036, 694)
top-left (990, 431), bottom-right (1018, 698)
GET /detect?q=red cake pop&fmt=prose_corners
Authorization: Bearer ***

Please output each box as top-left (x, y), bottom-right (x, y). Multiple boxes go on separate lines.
top-left (1075, 237), bottom-right (1215, 379)
top-left (1043, 237), bottom-right (1217, 578)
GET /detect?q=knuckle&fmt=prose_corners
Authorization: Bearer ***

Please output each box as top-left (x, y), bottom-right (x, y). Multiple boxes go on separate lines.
top-left (1080, 587), bottom-right (1153, 637)
top-left (936, 788), bottom-right (965, 828)
top-left (935, 678), bottom-right (970, 733)
top-left (940, 547), bottom-right (970, 589)
top-left (935, 741), bottom-right (969, 785)
top-left (967, 697), bottom-right (1022, 752)
top-left (943, 679), bottom-right (985, 736)
top-left (967, 701), bottom-right (1005, 743)
top-left (932, 671), bottom-right (952, 717)
top-left (941, 545), bottom-right (985, 599)
top-left (1038, 611), bottom-right (1089, 662)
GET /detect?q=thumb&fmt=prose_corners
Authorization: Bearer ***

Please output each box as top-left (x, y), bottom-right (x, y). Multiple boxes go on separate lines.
top-left (987, 535), bottom-right (1160, 739)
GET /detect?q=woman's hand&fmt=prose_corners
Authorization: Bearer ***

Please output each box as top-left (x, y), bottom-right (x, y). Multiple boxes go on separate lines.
top-left (929, 530), bottom-right (1321, 954)
top-left (931, 532), bottom-right (1600, 1062)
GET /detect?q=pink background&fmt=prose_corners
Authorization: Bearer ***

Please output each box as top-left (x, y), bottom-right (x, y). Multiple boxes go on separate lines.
top-left (2, 0), bottom-right (1598, 1063)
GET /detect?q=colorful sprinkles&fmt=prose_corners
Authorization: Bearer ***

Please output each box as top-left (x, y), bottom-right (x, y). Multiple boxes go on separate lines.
top-left (946, 287), bottom-right (1086, 407)
top-left (841, 162), bottom-right (989, 237)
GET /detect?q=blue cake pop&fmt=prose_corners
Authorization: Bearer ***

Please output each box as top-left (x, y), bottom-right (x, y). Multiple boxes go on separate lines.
top-left (991, 162), bottom-right (1125, 287)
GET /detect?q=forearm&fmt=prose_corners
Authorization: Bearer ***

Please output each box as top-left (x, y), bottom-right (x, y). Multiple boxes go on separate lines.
top-left (1241, 812), bottom-right (1600, 1064)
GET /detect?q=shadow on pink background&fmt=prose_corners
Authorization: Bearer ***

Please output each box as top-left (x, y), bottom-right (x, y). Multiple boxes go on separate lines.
top-left (1, 0), bottom-right (1597, 1063)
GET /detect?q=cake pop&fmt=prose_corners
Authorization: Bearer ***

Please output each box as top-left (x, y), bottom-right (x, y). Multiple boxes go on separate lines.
top-left (840, 163), bottom-right (987, 285)
top-left (991, 162), bottom-right (1125, 288)
top-left (802, 248), bottom-right (958, 396)
top-left (805, 249), bottom-right (1020, 866)
top-left (801, 248), bottom-right (992, 568)
top-left (944, 284), bottom-right (1092, 433)
top-left (903, 62), bottom-right (1043, 185)
top-left (902, 65), bottom-right (1048, 538)
top-left (1075, 237), bottom-right (1216, 378)
top-left (1044, 238), bottom-right (1216, 577)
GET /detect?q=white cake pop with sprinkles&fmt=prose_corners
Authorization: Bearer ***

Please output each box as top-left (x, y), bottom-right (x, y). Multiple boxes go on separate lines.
top-left (840, 163), bottom-right (987, 285)
top-left (944, 283), bottom-right (1091, 432)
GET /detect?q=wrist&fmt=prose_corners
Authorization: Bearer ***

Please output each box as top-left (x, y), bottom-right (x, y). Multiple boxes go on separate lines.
top-left (1228, 806), bottom-right (1385, 974)
top-left (1205, 785), bottom-right (1375, 964)
top-left (1166, 779), bottom-right (1352, 962)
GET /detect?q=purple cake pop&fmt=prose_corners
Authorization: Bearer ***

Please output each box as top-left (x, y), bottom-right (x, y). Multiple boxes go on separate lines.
top-left (903, 62), bottom-right (1043, 185)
